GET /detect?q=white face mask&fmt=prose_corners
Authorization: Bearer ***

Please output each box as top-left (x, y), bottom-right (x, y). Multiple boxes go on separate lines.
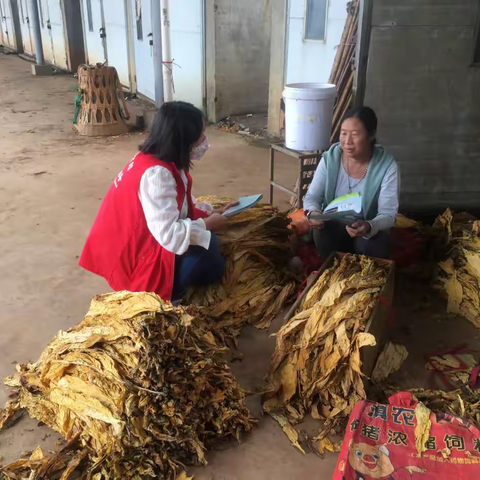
top-left (190, 137), bottom-right (210, 161)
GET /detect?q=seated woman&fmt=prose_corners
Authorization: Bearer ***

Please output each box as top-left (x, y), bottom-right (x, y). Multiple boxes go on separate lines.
top-left (79, 101), bottom-right (236, 301)
top-left (303, 106), bottom-right (399, 260)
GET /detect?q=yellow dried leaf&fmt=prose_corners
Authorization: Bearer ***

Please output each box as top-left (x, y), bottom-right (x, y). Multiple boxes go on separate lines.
top-left (186, 200), bottom-right (294, 336)
top-left (396, 214), bottom-right (421, 228)
top-left (176, 472), bottom-right (194, 480)
top-left (278, 361), bottom-right (298, 403)
top-left (414, 402), bottom-right (432, 456)
top-left (1, 292), bottom-right (255, 479)
top-left (435, 209), bottom-right (480, 327)
top-left (464, 249), bottom-right (480, 280)
top-left (318, 436), bottom-right (342, 455)
top-left (29, 446), bottom-right (45, 461)
top-left (371, 342), bottom-right (408, 383)
top-left (270, 413), bottom-right (305, 454)
top-left (446, 274), bottom-right (463, 315)
top-left (60, 449), bottom-right (88, 480)
top-left (458, 394), bottom-right (465, 417)
top-left (357, 332), bottom-right (377, 349)
top-left (264, 254), bottom-right (390, 451)
top-left (335, 322), bottom-right (350, 356)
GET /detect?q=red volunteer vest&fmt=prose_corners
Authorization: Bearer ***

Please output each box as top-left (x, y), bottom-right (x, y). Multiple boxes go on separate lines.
top-left (79, 152), bottom-right (209, 301)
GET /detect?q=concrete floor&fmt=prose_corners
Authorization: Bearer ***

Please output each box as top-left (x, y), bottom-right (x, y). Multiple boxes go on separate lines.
top-left (2, 54), bottom-right (479, 479)
top-left (0, 54), bottom-right (337, 477)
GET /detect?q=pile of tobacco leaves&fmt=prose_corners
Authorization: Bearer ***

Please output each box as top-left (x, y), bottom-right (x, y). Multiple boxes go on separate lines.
top-left (411, 388), bottom-right (480, 431)
top-left (434, 208), bottom-right (480, 328)
top-left (0, 292), bottom-right (255, 479)
top-left (263, 254), bottom-right (390, 451)
top-left (186, 197), bottom-right (297, 342)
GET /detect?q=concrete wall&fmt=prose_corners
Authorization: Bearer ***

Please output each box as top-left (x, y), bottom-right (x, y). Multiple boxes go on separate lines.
top-left (63, 0), bottom-right (86, 72)
top-left (364, 0), bottom-right (480, 213)
top-left (285, 0), bottom-right (348, 84)
top-left (212, 0), bottom-right (271, 120)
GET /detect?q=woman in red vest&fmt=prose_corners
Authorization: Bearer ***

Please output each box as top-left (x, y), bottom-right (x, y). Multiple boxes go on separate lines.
top-left (79, 101), bottom-right (236, 301)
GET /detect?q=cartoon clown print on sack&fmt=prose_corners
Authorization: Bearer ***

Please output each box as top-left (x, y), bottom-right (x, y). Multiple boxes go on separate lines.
top-left (343, 441), bottom-right (427, 480)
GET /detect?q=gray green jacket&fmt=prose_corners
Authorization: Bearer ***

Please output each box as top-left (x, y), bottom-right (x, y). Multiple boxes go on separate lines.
top-left (303, 142), bottom-right (399, 236)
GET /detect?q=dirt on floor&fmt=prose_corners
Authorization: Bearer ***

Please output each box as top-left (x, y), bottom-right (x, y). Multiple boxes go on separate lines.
top-left (1, 54), bottom-right (480, 479)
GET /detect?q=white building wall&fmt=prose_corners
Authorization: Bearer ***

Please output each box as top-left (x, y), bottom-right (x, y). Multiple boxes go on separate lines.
top-left (170, 0), bottom-right (204, 109)
top-left (285, 0), bottom-right (348, 84)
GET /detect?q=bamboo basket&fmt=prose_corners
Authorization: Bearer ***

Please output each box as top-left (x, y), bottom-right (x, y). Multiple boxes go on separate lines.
top-left (74, 64), bottom-right (130, 137)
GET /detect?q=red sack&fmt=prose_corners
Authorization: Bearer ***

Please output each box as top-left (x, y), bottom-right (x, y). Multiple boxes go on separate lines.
top-left (334, 392), bottom-right (480, 480)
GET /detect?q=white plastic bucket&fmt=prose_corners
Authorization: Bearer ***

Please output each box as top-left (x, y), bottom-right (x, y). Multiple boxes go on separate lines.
top-left (283, 83), bottom-right (337, 151)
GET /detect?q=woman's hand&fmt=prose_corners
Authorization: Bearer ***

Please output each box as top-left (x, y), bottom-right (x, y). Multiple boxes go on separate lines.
top-left (346, 220), bottom-right (371, 238)
top-left (307, 211), bottom-right (325, 230)
top-left (214, 201), bottom-right (239, 215)
top-left (204, 213), bottom-right (228, 232)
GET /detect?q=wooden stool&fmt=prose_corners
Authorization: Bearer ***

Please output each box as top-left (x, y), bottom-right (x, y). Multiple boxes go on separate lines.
top-left (269, 143), bottom-right (323, 208)
top-left (74, 64), bottom-right (130, 137)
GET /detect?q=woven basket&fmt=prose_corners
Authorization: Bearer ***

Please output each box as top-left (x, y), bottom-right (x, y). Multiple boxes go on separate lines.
top-left (74, 64), bottom-right (129, 136)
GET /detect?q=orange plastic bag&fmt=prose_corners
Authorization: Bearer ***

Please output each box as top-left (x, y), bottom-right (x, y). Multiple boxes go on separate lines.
top-left (288, 209), bottom-right (310, 236)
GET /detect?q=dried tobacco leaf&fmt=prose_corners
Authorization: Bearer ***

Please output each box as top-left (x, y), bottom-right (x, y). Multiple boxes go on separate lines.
top-left (414, 402), bottom-right (432, 456)
top-left (411, 388), bottom-right (480, 431)
top-left (270, 413), bottom-right (305, 454)
top-left (435, 209), bottom-right (480, 328)
top-left (318, 437), bottom-right (342, 455)
top-left (395, 214), bottom-right (421, 229)
top-left (186, 198), bottom-right (296, 341)
top-left (0, 399), bottom-right (23, 430)
top-left (264, 254), bottom-right (390, 448)
top-left (371, 342), bottom-right (409, 383)
top-left (1, 292), bottom-right (255, 479)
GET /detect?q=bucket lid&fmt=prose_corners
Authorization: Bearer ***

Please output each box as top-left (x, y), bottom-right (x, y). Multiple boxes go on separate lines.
top-left (283, 83), bottom-right (337, 100)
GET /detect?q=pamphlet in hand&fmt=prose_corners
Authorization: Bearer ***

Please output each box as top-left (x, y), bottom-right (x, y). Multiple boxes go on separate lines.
top-left (223, 194), bottom-right (263, 217)
top-left (307, 192), bottom-right (362, 221)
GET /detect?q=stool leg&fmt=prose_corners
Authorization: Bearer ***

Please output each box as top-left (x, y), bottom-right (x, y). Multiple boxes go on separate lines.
top-left (298, 175), bottom-right (303, 208)
top-left (269, 147), bottom-right (274, 205)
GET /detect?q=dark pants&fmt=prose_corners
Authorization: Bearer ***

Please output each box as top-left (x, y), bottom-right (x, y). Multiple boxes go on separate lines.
top-left (312, 221), bottom-right (391, 260)
top-left (172, 233), bottom-right (225, 300)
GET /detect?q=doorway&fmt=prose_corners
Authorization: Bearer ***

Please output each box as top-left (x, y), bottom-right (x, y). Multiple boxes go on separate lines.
top-left (129, 0), bottom-right (155, 100)
top-left (129, 0), bottom-right (205, 107)
top-left (0, 0), bottom-right (21, 52)
top-left (18, 0), bottom-right (34, 55)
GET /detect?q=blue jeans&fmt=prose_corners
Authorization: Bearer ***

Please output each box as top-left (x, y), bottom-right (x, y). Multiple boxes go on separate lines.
top-left (172, 233), bottom-right (225, 300)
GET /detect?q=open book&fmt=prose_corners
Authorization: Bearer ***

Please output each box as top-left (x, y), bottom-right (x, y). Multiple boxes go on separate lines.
top-left (307, 192), bottom-right (362, 221)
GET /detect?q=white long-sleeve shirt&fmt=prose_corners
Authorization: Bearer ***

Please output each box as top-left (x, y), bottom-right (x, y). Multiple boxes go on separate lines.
top-left (138, 166), bottom-right (213, 255)
top-left (303, 159), bottom-right (399, 237)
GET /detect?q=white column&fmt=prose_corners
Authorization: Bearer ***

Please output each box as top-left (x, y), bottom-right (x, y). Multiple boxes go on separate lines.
top-left (160, 0), bottom-right (173, 102)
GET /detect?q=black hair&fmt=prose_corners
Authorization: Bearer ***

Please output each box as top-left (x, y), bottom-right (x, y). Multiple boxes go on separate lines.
top-left (342, 106), bottom-right (378, 144)
top-left (140, 101), bottom-right (204, 170)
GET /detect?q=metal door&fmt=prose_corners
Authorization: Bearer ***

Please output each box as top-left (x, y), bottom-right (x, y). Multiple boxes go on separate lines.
top-left (81, 0), bottom-right (106, 65)
top-left (18, 0), bottom-right (34, 55)
top-left (0, 0), bottom-right (17, 50)
top-left (102, 0), bottom-right (129, 87)
top-left (45, 0), bottom-right (67, 69)
top-left (38, 0), bottom-right (54, 63)
top-left (130, 0), bottom-right (155, 100)
top-left (170, 0), bottom-right (203, 108)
